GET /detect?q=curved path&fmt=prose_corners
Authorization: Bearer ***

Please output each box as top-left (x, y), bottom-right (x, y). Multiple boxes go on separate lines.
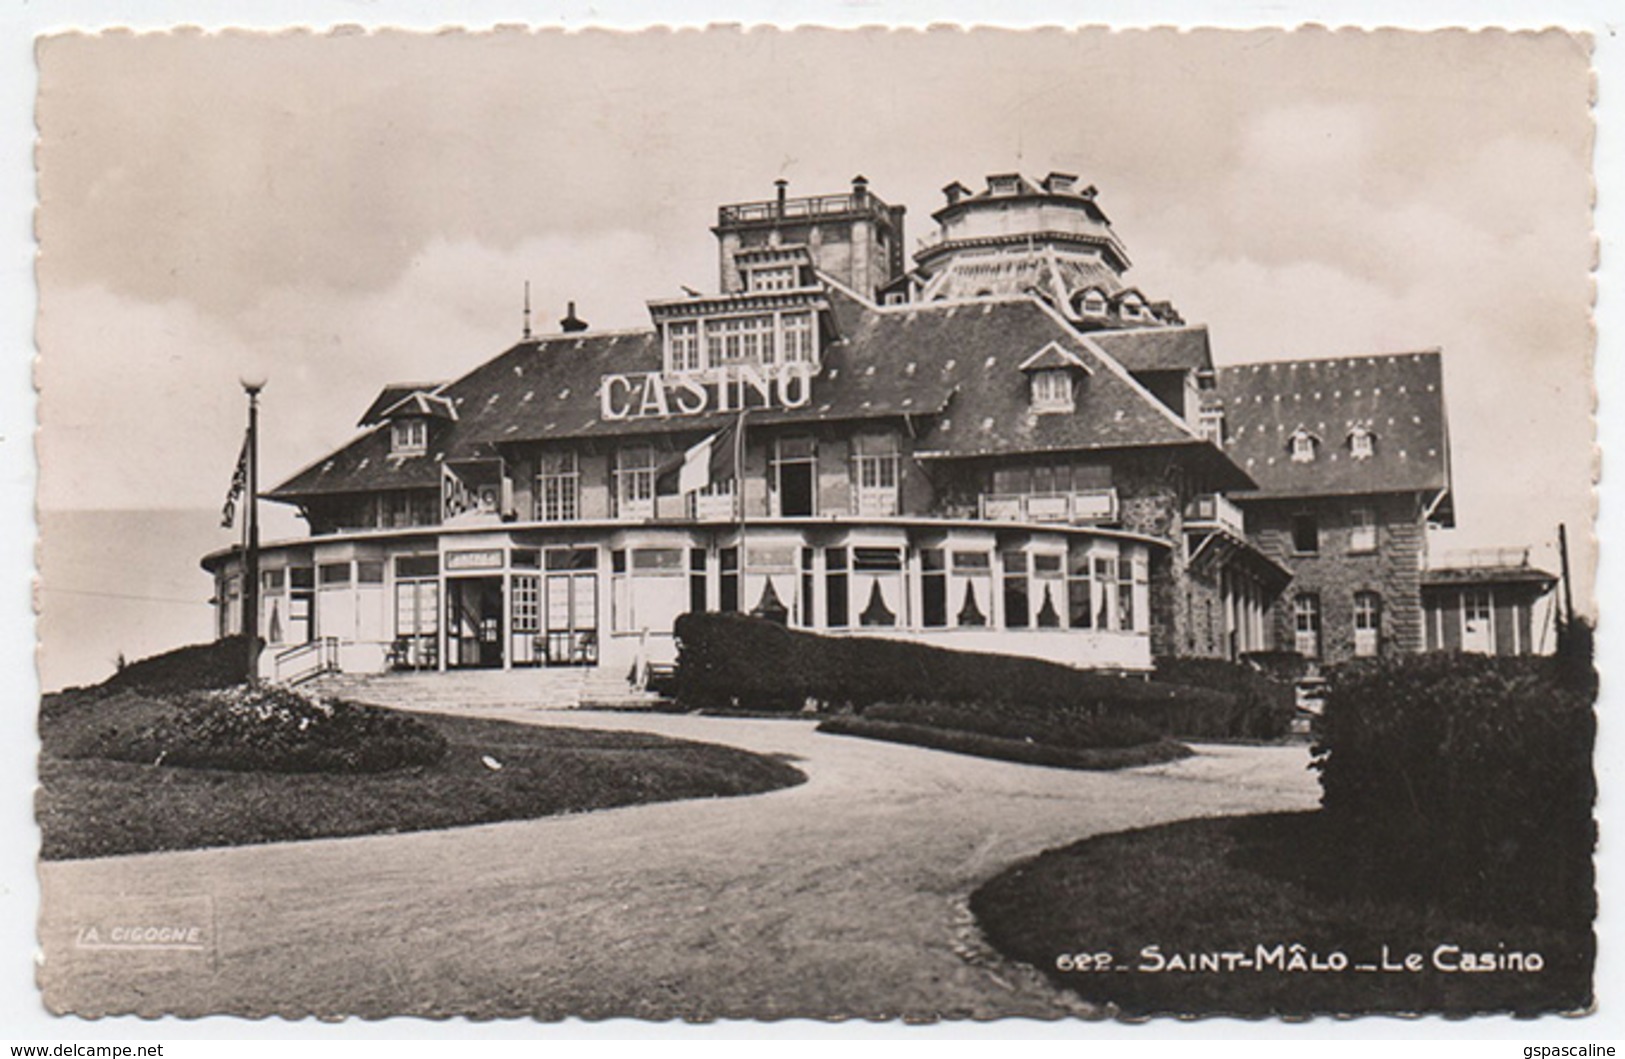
top-left (38, 709), bottom-right (1318, 1020)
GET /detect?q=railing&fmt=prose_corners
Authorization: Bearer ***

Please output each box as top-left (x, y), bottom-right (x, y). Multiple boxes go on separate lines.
top-left (274, 636), bottom-right (340, 685)
top-left (914, 226), bottom-right (1132, 263)
top-left (718, 191), bottom-right (890, 226)
top-left (1184, 494), bottom-right (1246, 537)
top-left (1426, 546), bottom-right (1533, 570)
top-left (978, 488), bottom-right (1119, 525)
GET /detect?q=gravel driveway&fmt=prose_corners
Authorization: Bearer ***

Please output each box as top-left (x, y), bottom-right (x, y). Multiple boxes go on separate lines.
top-left (38, 709), bottom-right (1318, 1020)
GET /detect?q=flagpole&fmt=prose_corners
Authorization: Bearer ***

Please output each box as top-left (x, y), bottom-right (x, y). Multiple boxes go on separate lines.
top-left (735, 408), bottom-right (748, 613)
top-left (242, 377), bottom-right (265, 683)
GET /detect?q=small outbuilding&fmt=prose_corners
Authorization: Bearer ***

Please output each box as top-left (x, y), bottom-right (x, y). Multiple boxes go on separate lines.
top-left (1421, 549), bottom-right (1557, 656)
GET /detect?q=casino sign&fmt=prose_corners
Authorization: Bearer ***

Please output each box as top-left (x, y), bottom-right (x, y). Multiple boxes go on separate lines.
top-left (599, 362), bottom-right (815, 421)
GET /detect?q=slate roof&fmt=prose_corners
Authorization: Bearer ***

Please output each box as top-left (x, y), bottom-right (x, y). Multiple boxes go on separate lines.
top-left (357, 383), bottom-right (449, 427)
top-left (270, 424), bottom-right (448, 499)
top-left (917, 245), bottom-right (1125, 307)
top-left (271, 283), bottom-right (1253, 501)
top-left (1216, 351), bottom-right (1452, 507)
top-left (1089, 326), bottom-right (1213, 374)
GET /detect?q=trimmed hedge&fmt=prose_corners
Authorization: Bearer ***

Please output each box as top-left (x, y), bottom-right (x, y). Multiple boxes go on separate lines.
top-left (1313, 652), bottom-right (1595, 927)
top-left (1152, 656), bottom-right (1297, 740)
top-left (672, 612), bottom-right (1288, 739)
top-left (818, 715), bottom-right (1190, 771)
top-left (862, 700), bottom-right (1159, 751)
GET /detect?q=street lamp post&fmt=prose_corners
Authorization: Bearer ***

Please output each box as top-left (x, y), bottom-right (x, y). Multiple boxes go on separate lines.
top-left (242, 377), bottom-right (265, 683)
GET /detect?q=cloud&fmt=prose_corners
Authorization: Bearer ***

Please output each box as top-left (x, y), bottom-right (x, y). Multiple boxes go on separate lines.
top-left (33, 27), bottom-right (1597, 613)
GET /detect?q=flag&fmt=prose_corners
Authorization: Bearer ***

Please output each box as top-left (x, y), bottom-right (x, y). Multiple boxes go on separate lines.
top-left (656, 411), bottom-right (745, 496)
top-left (220, 435), bottom-right (249, 528)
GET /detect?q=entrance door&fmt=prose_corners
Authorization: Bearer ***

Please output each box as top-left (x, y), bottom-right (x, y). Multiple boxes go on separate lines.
top-left (543, 572), bottom-right (598, 666)
top-left (447, 577), bottom-right (504, 668)
top-left (773, 437), bottom-right (817, 517)
top-left (1462, 589), bottom-right (1494, 654)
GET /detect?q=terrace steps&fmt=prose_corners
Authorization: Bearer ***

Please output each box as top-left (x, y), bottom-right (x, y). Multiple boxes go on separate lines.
top-left (307, 666), bottom-right (669, 713)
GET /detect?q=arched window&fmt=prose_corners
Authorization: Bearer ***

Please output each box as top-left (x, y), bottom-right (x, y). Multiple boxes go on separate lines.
top-left (1289, 428), bottom-right (1318, 463)
top-left (1349, 425), bottom-right (1376, 460)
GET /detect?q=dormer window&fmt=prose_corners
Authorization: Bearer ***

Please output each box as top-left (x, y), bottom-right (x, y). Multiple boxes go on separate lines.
top-left (1031, 369), bottom-right (1075, 413)
top-left (1198, 406), bottom-right (1225, 445)
top-left (748, 265), bottom-right (797, 292)
top-left (667, 320), bottom-right (701, 373)
top-left (989, 174), bottom-right (1020, 196)
top-left (781, 311), bottom-right (816, 364)
top-left (1349, 425), bottom-right (1376, 460)
top-left (1289, 428), bottom-right (1319, 463)
top-left (391, 417), bottom-right (428, 456)
top-left (1074, 288), bottom-right (1108, 317)
top-left (1119, 293), bottom-right (1146, 321)
top-left (1019, 341), bottom-right (1092, 414)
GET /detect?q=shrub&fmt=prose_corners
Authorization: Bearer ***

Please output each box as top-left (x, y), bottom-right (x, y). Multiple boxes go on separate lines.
top-left (863, 700), bottom-right (1159, 750)
top-left (672, 613), bottom-right (1278, 739)
top-left (1555, 613), bottom-right (1597, 696)
top-left (1313, 652), bottom-right (1595, 927)
top-left (1153, 656), bottom-right (1297, 739)
top-left (97, 636), bottom-right (255, 694)
top-left (63, 683), bottom-right (449, 774)
top-left (818, 715), bottom-right (1189, 771)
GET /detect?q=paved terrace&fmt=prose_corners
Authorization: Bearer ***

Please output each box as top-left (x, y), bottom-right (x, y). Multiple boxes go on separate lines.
top-left (38, 708), bottom-right (1318, 1020)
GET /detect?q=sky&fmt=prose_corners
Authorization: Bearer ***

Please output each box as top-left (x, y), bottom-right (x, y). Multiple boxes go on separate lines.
top-left (31, 26), bottom-right (1597, 682)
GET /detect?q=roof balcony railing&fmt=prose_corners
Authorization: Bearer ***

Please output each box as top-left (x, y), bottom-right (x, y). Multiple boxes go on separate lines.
top-left (1425, 545), bottom-right (1533, 571)
top-left (718, 190), bottom-right (891, 227)
top-left (1184, 493), bottom-right (1246, 538)
top-left (978, 488), bottom-right (1119, 525)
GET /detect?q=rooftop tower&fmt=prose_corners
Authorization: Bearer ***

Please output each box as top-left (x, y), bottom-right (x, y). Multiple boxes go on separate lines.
top-left (909, 172), bottom-right (1180, 329)
top-left (712, 175), bottom-right (906, 301)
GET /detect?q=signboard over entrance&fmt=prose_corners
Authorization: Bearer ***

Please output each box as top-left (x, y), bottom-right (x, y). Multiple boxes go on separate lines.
top-left (600, 362), bottom-right (814, 421)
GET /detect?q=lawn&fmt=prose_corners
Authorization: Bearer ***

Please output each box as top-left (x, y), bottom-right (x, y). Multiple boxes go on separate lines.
top-left (970, 811), bottom-right (1594, 1018)
top-left (38, 694), bottom-right (805, 860)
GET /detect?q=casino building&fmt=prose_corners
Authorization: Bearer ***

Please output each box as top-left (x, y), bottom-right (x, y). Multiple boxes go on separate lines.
top-left (205, 171), bottom-right (1517, 684)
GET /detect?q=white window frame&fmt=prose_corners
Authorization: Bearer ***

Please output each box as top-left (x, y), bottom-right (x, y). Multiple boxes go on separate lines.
top-left (1462, 588), bottom-right (1495, 653)
top-left (535, 450), bottom-right (580, 523)
top-left (1294, 593), bottom-right (1321, 658)
top-left (1290, 430), bottom-right (1317, 463)
top-left (748, 265), bottom-right (797, 292)
top-left (705, 314), bottom-right (776, 367)
top-left (1031, 369), bottom-right (1075, 413)
top-left (852, 435), bottom-right (901, 516)
top-left (613, 445), bottom-right (658, 520)
top-left (1350, 426), bottom-right (1376, 461)
top-left (391, 418), bottom-right (428, 456)
top-left (666, 321), bottom-right (701, 373)
top-left (781, 311), bottom-right (816, 365)
top-left (1349, 506), bottom-right (1377, 553)
top-left (1354, 591), bottom-right (1381, 658)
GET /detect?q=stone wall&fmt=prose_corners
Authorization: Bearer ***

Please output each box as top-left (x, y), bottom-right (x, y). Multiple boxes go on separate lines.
top-left (1246, 491), bottom-right (1425, 662)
